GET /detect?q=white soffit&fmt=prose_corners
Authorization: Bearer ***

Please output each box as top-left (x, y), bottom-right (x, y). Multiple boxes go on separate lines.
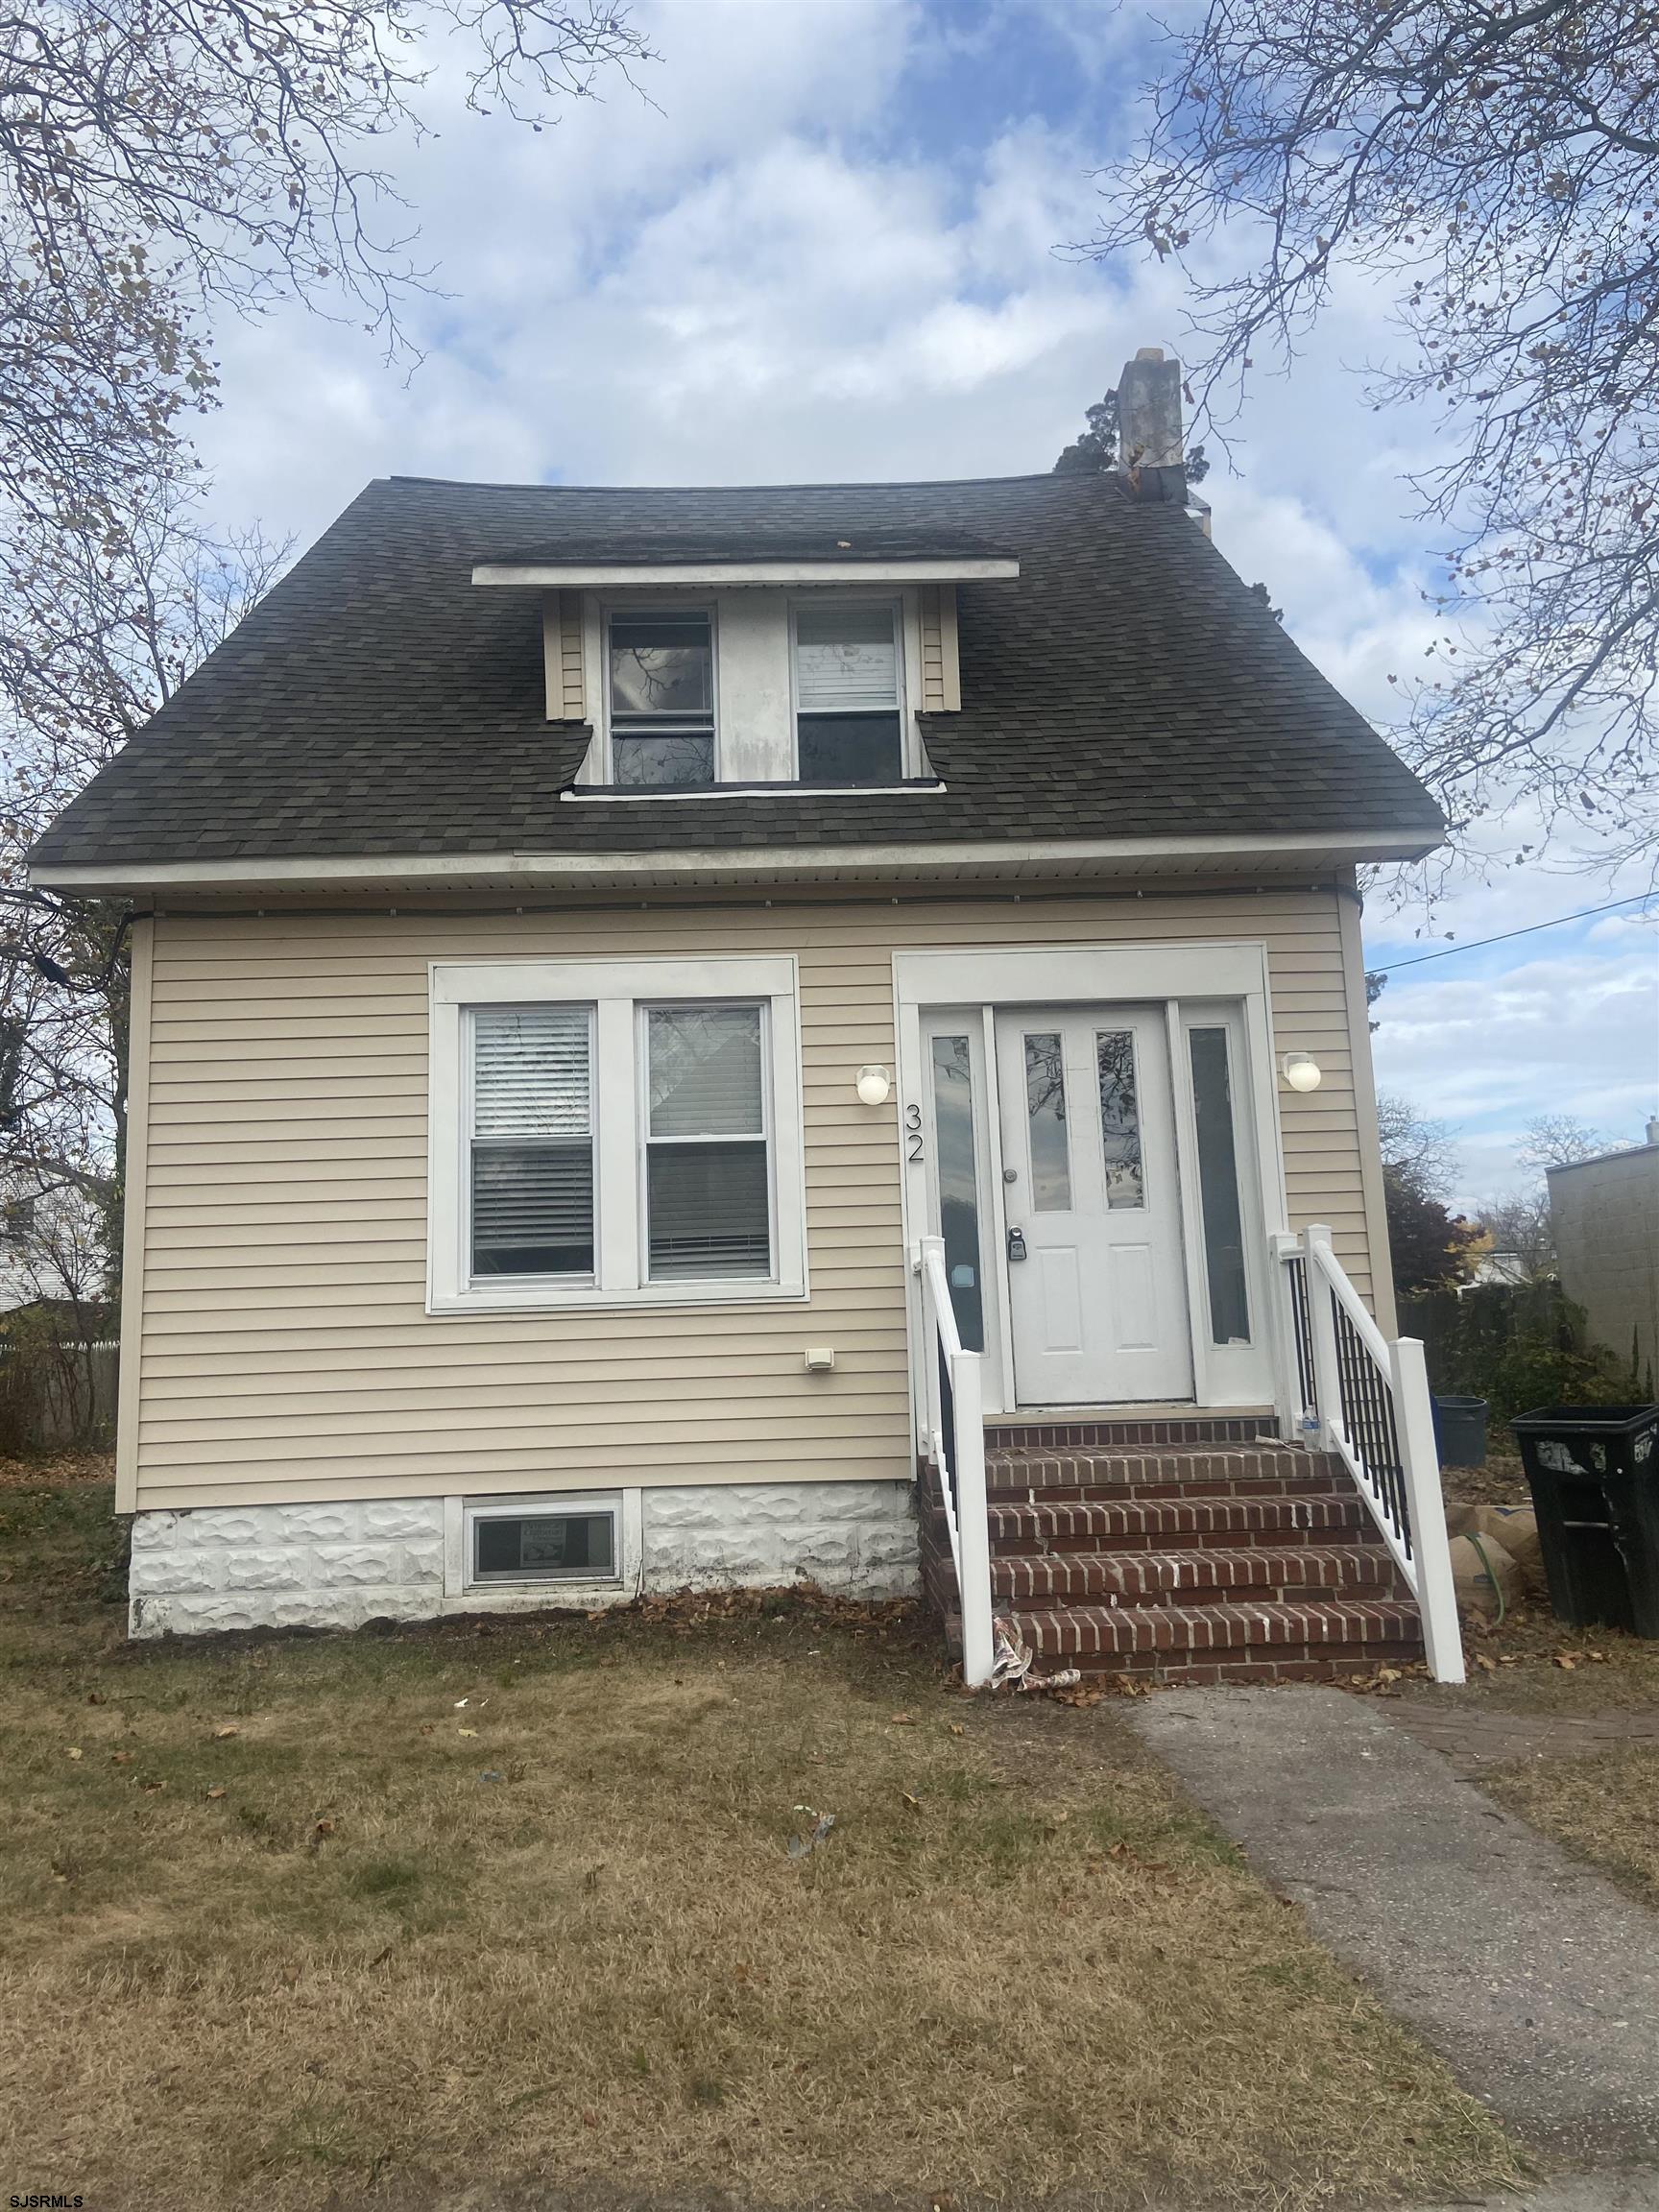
top-left (471, 557), bottom-right (1019, 587)
top-left (30, 828), bottom-right (1444, 898)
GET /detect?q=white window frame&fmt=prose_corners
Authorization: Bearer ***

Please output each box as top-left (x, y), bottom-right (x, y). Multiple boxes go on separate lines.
top-left (429, 954), bottom-right (806, 1313)
top-left (446, 1490), bottom-right (643, 1609)
top-left (788, 593), bottom-right (919, 781)
top-left (599, 600), bottom-right (720, 787)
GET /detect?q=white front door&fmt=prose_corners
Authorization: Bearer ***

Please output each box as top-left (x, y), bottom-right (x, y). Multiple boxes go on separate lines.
top-left (993, 1006), bottom-right (1192, 1406)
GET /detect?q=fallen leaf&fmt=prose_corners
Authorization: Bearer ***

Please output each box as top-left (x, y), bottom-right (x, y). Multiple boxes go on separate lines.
top-left (1376, 1666), bottom-right (1401, 1684)
top-left (66, 1746), bottom-right (83, 1762)
top-left (204, 1786), bottom-right (228, 1801)
top-left (1474, 1654), bottom-right (1497, 1673)
top-left (947, 1722), bottom-right (966, 1737)
top-left (110, 1749), bottom-right (135, 1765)
top-left (458, 1726), bottom-right (479, 1739)
top-left (889, 1711), bottom-right (915, 1725)
top-left (140, 1779), bottom-right (166, 1793)
top-left (902, 1791), bottom-right (924, 1811)
top-left (1553, 1654), bottom-right (1577, 1671)
top-left (213, 1724), bottom-right (240, 1740)
top-left (314, 1817), bottom-right (335, 1838)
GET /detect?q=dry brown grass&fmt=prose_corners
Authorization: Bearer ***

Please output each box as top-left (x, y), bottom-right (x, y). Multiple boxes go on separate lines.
top-left (0, 1481), bottom-right (1524, 2212)
top-left (1481, 1744), bottom-right (1659, 1910)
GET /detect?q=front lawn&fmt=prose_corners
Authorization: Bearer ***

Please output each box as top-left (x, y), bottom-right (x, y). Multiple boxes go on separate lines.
top-left (0, 1478), bottom-right (1522, 2212)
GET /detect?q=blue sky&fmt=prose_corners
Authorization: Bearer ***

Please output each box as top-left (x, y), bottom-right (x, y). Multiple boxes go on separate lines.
top-left (190, 0), bottom-right (1658, 1208)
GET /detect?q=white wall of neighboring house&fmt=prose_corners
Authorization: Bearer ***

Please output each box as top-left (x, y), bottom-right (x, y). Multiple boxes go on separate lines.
top-left (1548, 1133), bottom-right (1659, 1386)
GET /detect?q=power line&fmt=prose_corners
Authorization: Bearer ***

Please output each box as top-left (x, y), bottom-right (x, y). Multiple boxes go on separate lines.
top-left (1369, 893), bottom-right (1656, 974)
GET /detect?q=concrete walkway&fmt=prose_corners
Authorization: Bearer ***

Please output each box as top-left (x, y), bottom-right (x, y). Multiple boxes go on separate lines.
top-left (1131, 1686), bottom-right (1659, 2165)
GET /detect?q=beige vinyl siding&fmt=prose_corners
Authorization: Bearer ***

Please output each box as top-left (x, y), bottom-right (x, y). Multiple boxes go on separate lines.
top-left (916, 584), bottom-right (958, 714)
top-left (131, 885), bottom-right (1377, 1512)
top-left (541, 590), bottom-right (587, 719)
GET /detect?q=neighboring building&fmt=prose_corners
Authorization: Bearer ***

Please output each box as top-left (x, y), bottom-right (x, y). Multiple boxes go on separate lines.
top-left (29, 351), bottom-right (1462, 1682)
top-left (1463, 1250), bottom-right (1535, 1291)
top-left (1549, 1122), bottom-right (1659, 1386)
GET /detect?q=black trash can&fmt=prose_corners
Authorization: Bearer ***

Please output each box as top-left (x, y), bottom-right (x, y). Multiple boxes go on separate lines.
top-left (1511, 1404), bottom-right (1659, 1637)
top-left (1433, 1394), bottom-right (1489, 1469)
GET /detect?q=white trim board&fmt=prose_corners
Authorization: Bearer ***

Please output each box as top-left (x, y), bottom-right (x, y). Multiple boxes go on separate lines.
top-left (472, 558), bottom-right (1019, 587)
top-left (31, 828), bottom-right (1444, 896)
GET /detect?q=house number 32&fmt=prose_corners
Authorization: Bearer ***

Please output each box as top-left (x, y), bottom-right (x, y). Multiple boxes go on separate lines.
top-left (904, 1104), bottom-right (924, 1163)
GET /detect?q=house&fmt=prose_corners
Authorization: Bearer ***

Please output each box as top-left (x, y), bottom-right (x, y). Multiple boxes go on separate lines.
top-left (29, 351), bottom-right (1464, 1683)
top-left (1548, 1123), bottom-right (1659, 1387)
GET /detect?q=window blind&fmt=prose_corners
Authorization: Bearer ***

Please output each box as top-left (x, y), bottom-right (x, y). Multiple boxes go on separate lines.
top-left (470, 1006), bottom-right (594, 1276)
top-left (794, 604), bottom-right (898, 713)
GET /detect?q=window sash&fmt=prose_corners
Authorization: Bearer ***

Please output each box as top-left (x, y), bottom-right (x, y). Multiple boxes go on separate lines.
top-left (641, 1001), bottom-right (775, 1284)
top-left (606, 606), bottom-right (716, 784)
top-left (791, 599), bottom-right (905, 783)
top-left (467, 1005), bottom-right (596, 1283)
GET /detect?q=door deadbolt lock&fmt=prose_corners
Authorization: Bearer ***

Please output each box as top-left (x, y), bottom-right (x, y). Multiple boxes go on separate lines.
top-left (1007, 1226), bottom-right (1028, 1263)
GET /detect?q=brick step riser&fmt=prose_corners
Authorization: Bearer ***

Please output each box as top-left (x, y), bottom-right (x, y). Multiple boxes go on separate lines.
top-left (946, 1619), bottom-right (1424, 1677)
top-left (967, 1501), bottom-right (1381, 1549)
top-left (991, 1569), bottom-right (1407, 1608)
top-left (985, 1424), bottom-right (1283, 1452)
top-left (986, 1451), bottom-right (1334, 1479)
top-left (983, 1523), bottom-right (1382, 1557)
top-left (984, 1479), bottom-right (1349, 1505)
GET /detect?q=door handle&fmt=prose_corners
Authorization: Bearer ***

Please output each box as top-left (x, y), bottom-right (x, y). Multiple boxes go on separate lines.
top-left (1007, 1226), bottom-right (1027, 1263)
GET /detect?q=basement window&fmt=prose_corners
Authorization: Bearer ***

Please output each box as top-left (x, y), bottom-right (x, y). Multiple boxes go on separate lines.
top-left (466, 1494), bottom-right (621, 1586)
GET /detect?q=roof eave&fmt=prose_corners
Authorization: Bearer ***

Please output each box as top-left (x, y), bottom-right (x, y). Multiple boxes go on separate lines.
top-left (30, 825), bottom-right (1446, 900)
top-left (471, 556), bottom-right (1020, 587)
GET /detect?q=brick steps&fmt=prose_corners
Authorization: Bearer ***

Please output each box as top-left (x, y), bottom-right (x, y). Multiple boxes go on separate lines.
top-left (981, 1490), bottom-right (1377, 1552)
top-left (983, 1447), bottom-right (1347, 1502)
top-left (991, 1542), bottom-right (1402, 1607)
top-left (925, 1422), bottom-right (1425, 1687)
top-left (950, 1596), bottom-right (1424, 1683)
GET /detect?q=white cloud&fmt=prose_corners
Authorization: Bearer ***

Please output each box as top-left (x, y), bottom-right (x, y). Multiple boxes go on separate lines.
top-left (178, 0), bottom-right (1653, 1214)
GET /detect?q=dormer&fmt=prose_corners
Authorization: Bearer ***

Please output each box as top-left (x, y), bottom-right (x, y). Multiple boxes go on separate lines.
top-left (471, 535), bottom-right (1018, 791)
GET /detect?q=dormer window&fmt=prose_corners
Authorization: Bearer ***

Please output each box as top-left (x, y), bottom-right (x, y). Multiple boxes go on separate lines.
top-left (607, 609), bottom-right (715, 786)
top-left (792, 601), bottom-right (902, 784)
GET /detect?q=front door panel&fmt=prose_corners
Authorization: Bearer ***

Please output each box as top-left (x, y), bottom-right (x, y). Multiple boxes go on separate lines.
top-left (994, 1006), bottom-right (1192, 1406)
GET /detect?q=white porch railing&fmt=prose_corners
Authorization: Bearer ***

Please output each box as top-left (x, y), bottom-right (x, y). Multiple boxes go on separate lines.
top-left (1271, 1223), bottom-right (1465, 1683)
top-left (914, 1236), bottom-right (995, 1687)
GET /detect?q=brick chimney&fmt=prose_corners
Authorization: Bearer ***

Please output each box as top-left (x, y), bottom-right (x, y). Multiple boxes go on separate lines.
top-left (1117, 348), bottom-right (1187, 506)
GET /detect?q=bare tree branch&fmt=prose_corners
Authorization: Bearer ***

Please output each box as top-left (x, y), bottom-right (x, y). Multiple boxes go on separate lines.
top-left (1083, 0), bottom-right (1659, 875)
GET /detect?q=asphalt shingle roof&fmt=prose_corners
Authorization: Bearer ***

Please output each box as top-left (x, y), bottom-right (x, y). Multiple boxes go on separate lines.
top-left (31, 469), bottom-right (1442, 870)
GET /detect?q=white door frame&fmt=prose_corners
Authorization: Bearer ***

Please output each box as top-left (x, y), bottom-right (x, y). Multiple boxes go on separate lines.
top-left (893, 942), bottom-right (1288, 1418)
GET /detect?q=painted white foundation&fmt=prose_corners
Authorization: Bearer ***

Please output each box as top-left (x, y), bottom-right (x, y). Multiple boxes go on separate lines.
top-left (127, 1480), bottom-right (919, 1638)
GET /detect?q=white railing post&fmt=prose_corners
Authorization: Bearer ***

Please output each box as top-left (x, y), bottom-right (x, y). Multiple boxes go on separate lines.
top-left (1389, 1335), bottom-right (1465, 1684)
top-left (1268, 1230), bottom-right (1307, 1443)
top-left (917, 1238), bottom-right (942, 1457)
top-left (950, 1347), bottom-right (995, 1688)
top-left (1303, 1225), bottom-right (1344, 1455)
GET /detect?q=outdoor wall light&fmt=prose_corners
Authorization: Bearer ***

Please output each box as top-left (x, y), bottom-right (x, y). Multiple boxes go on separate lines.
top-left (855, 1064), bottom-right (893, 1107)
top-left (1282, 1052), bottom-right (1323, 1094)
